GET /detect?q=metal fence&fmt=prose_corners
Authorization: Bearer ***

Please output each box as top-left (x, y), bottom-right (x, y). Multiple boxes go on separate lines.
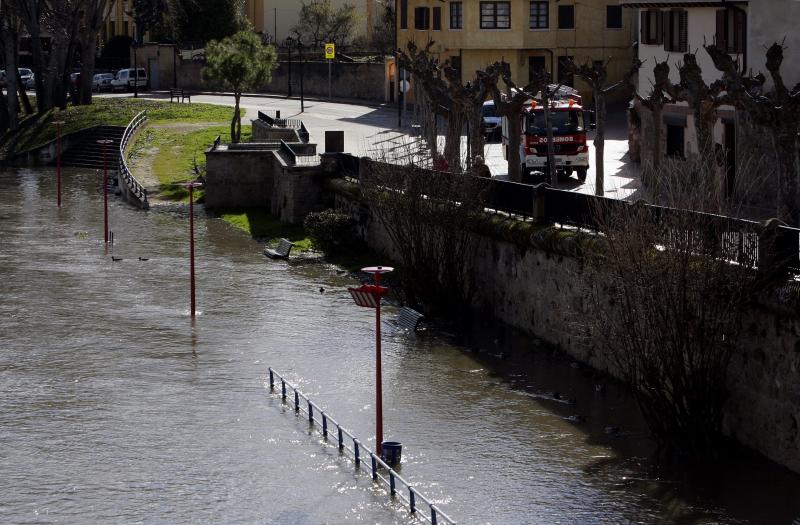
top-left (267, 368), bottom-right (457, 525)
top-left (118, 110), bottom-right (149, 209)
top-left (332, 153), bottom-right (800, 275)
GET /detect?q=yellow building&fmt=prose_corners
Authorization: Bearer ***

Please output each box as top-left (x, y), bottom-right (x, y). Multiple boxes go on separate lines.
top-left (245, 0), bottom-right (382, 44)
top-left (397, 0), bottom-right (634, 99)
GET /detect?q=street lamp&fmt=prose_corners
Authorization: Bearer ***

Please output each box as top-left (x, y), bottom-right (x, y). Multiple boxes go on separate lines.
top-left (52, 120), bottom-right (65, 208)
top-left (348, 265), bottom-right (394, 457)
top-left (297, 38), bottom-right (305, 113)
top-left (96, 139), bottom-right (114, 244)
top-left (180, 181), bottom-right (204, 318)
top-left (284, 36), bottom-right (294, 98)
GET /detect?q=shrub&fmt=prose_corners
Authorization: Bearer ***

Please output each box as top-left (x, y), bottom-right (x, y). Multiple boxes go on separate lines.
top-left (304, 209), bottom-right (357, 254)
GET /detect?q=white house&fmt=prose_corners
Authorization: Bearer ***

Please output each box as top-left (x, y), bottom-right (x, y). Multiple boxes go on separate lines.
top-left (621, 0), bottom-right (800, 198)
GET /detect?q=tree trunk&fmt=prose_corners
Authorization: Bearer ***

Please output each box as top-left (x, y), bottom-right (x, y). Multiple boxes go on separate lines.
top-left (1, 18), bottom-right (19, 131)
top-left (652, 104), bottom-right (662, 170)
top-left (14, 67), bottom-right (33, 114)
top-left (506, 112), bottom-right (522, 183)
top-left (79, 34), bottom-right (98, 105)
top-left (467, 106), bottom-right (485, 169)
top-left (443, 108), bottom-right (463, 172)
top-left (543, 95), bottom-right (557, 188)
top-left (595, 91), bottom-right (606, 196)
top-left (232, 94), bottom-right (241, 142)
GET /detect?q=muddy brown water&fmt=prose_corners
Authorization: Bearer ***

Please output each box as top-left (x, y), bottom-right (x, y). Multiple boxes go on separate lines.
top-left (1, 167), bottom-right (799, 524)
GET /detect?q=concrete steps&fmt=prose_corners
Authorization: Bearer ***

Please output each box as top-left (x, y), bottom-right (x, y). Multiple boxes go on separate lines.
top-left (60, 126), bottom-right (125, 169)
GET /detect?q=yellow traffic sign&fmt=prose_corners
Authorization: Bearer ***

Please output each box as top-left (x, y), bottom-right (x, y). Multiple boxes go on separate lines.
top-left (324, 43), bottom-right (335, 60)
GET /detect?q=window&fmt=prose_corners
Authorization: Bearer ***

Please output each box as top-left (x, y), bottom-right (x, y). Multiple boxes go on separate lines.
top-left (530, 1), bottom-right (548, 29)
top-left (400, 0), bottom-right (408, 29)
top-left (414, 7), bottom-right (430, 29)
top-left (666, 123), bottom-right (685, 158)
top-left (664, 9), bottom-right (687, 52)
top-left (558, 5), bottom-right (574, 29)
top-left (716, 9), bottom-right (746, 54)
top-left (449, 55), bottom-right (462, 81)
top-left (480, 2), bottom-right (511, 29)
top-left (123, 21), bottom-right (129, 36)
top-left (606, 5), bottom-right (622, 29)
top-left (640, 9), bottom-right (662, 45)
top-left (433, 6), bottom-right (442, 30)
top-left (529, 56), bottom-right (546, 82)
top-left (450, 2), bottom-right (463, 29)
top-left (558, 55), bottom-right (574, 87)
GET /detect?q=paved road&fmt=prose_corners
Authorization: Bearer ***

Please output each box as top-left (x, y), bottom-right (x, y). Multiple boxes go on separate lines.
top-left (109, 92), bottom-right (641, 200)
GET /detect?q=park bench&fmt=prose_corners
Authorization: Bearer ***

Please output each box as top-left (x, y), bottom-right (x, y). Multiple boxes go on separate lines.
top-left (169, 88), bottom-right (191, 103)
top-left (390, 306), bottom-right (425, 332)
top-left (263, 238), bottom-right (294, 259)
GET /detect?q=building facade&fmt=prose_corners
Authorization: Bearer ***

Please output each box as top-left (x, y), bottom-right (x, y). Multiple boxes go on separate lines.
top-left (396, 0), bottom-right (635, 98)
top-left (245, 0), bottom-right (382, 45)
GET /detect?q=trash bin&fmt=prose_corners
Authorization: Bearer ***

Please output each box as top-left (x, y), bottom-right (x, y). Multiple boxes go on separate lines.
top-left (381, 441), bottom-right (402, 467)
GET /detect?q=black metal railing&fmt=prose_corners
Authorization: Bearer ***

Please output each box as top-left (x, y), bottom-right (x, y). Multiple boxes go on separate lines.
top-left (119, 110), bottom-right (149, 209)
top-left (258, 110), bottom-right (303, 130)
top-left (331, 153), bottom-right (800, 275)
top-left (268, 368), bottom-right (457, 525)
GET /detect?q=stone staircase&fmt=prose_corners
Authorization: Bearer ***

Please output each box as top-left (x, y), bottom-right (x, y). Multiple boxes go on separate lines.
top-left (59, 126), bottom-right (125, 169)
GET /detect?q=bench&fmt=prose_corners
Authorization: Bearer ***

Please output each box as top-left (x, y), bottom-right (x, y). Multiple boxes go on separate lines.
top-left (169, 88), bottom-right (191, 103)
top-left (263, 238), bottom-right (294, 259)
top-left (394, 306), bottom-right (424, 331)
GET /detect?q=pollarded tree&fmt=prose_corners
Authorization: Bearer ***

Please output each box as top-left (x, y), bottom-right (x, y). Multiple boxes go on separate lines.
top-left (203, 31), bottom-right (278, 143)
top-left (291, 0), bottom-right (359, 48)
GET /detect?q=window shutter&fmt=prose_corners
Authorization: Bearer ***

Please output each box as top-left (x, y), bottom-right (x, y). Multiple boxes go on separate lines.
top-left (733, 10), bottom-right (746, 53)
top-left (433, 7), bottom-right (441, 30)
top-left (400, 0), bottom-right (407, 29)
top-left (679, 11), bottom-right (688, 52)
top-left (640, 10), bottom-right (647, 43)
top-left (716, 9), bottom-right (727, 51)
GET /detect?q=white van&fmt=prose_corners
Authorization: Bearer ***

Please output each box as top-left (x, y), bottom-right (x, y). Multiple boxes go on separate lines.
top-left (111, 68), bottom-right (147, 91)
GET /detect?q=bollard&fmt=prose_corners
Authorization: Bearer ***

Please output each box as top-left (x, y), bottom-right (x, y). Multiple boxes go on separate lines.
top-left (281, 379), bottom-right (287, 400)
top-left (269, 368), bottom-right (274, 389)
top-left (337, 427), bottom-right (343, 450)
top-left (389, 472), bottom-right (396, 496)
top-left (431, 506), bottom-right (438, 525)
top-left (308, 401), bottom-right (313, 423)
top-left (294, 391), bottom-right (300, 412)
top-left (409, 489), bottom-right (416, 513)
top-left (371, 455), bottom-right (378, 481)
top-left (322, 413), bottom-right (328, 438)
top-left (354, 439), bottom-right (361, 466)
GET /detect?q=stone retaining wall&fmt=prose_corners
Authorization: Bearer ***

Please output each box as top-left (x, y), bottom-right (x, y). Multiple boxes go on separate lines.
top-left (329, 179), bottom-right (800, 474)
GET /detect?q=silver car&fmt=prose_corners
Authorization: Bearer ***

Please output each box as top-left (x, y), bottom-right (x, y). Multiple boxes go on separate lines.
top-left (92, 73), bottom-right (114, 92)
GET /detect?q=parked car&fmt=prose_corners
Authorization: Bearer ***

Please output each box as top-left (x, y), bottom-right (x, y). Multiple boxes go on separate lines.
top-left (0, 68), bottom-right (34, 88)
top-left (482, 100), bottom-right (502, 142)
top-left (111, 68), bottom-right (147, 91)
top-left (69, 72), bottom-right (81, 87)
top-left (92, 73), bottom-right (114, 92)
top-left (25, 73), bottom-right (35, 90)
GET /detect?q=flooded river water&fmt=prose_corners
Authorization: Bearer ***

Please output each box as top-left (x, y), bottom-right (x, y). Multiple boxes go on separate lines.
top-left (1, 167), bottom-right (799, 524)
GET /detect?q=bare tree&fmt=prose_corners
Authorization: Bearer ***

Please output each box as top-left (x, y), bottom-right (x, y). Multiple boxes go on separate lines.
top-left (585, 147), bottom-right (761, 460)
top-left (567, 57), bottom-right (638, 196)
top-left (631, 59), bottom-right (674, 172)
top-left (359, 153), bottom-right (486, 312)
top-left (0, 6), bottom-right (20, 130)
top-left (78, 0), bottom-right (112, 105)
top-left (482, 61), bottom-right (547, 183)
top-left (705, 41), bottom-right (800, 225)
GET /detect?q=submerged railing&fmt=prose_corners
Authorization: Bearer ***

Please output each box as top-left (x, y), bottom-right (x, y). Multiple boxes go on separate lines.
top-left (268, 367), bottom-right (457, 525)
top-left (119, 110), bottom-right (149, 209)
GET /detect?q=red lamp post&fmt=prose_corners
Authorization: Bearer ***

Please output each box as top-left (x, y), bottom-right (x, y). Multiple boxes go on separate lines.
top-left (180, 181), bottom-right (203, 318)
top-left (96, 139), bottom-right (114, 244)
top-left (53, 121), bottom-right (65, 208)
top-left (348, 265), bottom-right (394, 455)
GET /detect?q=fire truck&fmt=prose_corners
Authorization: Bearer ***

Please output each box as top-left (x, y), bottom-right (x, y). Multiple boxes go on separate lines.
top-left (501, 86), bottom-right (592, 183)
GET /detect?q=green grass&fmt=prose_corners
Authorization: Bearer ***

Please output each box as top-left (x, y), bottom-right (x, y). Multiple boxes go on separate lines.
top-left (10, 98), bottom-right (243, 154)
top-left (131, 124), bottom-right (252, 202)
top-left (215, 208), bottom-right (313, 251)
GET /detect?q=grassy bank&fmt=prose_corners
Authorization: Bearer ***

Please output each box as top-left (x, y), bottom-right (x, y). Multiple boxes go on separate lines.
top-left (130, 124), bottom-right (252, 202)
top-left (9, 98), bottom-right (241, 155)
top-left (215, 208), bottom-right (313, 251)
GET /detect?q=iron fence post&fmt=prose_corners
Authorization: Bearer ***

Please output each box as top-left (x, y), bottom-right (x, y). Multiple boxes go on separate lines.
top-left (409, 489), bottom-right (416, 513)
top-left (337, 427), bottom-right (343, 450)
top-left (281, 379), bottom-right (287, 400)
top-left (322, 413), bottom-right (328, 438)
top-left (431, 506), bottom-right (438, 525)
top-left (389, 472), bottom-right (396, 496)
top-left (269, 368), bottom-right (274, 389)
top-left (354, 439), bottom-right (360, 466)
top-left (371, 455), bottom-right (378, 481)
top-left (308, 401), bottom-right (313, 423)
top-left (294, 391), bottom-right (300, 412)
